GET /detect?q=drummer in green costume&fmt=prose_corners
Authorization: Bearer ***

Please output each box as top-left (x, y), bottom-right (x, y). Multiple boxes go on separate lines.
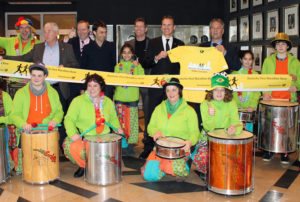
top-left (191, 73), bottom-right (242, 180)
top-left (63, 73), bottom-right (123, 178)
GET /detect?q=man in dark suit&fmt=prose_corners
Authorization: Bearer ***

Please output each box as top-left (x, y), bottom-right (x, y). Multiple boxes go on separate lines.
top-left (64, 20), bottom-right (91, 104)
top-left (139, 15), bottom-right (184, 159)
top-left (200, 18), bottom-right (241, 73)
top-left (2, 22), bottom-right (78, 151)
top-left (80, 21), bottom-right (116, 99)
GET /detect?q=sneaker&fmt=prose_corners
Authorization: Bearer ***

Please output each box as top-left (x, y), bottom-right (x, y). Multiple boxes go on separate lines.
top-left (262, 152), bottom-right (273, 161)
top-left (281, 154), bottom-right (290, 164)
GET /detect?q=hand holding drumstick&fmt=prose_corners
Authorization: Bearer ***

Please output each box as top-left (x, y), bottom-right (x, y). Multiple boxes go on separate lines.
top-left (153, 131), bottom-right (165, 141)
top-left (207, 102), bottom-right (215, 116)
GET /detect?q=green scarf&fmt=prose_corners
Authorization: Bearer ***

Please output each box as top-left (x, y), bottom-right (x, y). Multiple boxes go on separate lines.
top-left (166, 98), bottom-right (182, 114)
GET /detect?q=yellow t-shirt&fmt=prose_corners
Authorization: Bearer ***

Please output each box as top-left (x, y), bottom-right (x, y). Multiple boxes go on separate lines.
top-left (168, 46), bottom-right (228, 75)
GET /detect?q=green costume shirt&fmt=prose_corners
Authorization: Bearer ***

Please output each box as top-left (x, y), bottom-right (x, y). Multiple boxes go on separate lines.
top-left (0, 34), bottom-right (41, 56)
top-left (147, 99), bottom-right (200, 146)
top-left (65, 93), bottom-right (121, 138)
top-left (261, 53), bottom-right (300, 102)
top-left (200, 99), bottom-right (242, 140)
top-left (0, 91), bottom-right (13, 124)
top-left (114, 61), bottom-right (145, 102)
top-left (232, 67), bottom-right (261, 109)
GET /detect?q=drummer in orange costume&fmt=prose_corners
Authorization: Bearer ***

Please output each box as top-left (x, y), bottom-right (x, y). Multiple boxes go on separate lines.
top-left (261, 33), bottom-right (300, 163)
top-left (9, 63), bottom-right (64, 173)
top-left (192, 73), bottom-right (242, 181)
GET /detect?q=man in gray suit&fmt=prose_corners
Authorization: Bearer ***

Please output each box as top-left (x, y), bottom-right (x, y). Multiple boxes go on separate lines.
top-left (1, 22), bottom-right (78, 152)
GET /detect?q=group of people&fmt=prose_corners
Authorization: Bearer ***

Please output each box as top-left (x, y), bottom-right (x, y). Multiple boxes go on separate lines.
top-left (0, 14), bottom-right (299, 183)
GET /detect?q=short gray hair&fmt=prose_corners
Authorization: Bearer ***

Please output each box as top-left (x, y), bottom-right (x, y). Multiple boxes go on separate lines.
top-left (209, 18), bottom-right (224, 29)
top-left (44, 22), bottom-right (59, 31)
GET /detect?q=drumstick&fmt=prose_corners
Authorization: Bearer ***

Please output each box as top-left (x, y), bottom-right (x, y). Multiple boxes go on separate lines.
top-left (224, 123), bottom-right (243, 133)
top-left (104, 121), bottom-right (128, 148)
top-left (37, 124), bottom-right (62, 127)
top-left (104, 121), bottom-right (125, 137)
top-left (70, 124), bottom-right (97, 143)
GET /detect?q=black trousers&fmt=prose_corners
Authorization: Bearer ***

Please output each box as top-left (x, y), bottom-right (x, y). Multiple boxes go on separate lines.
top-left (52, 83), bottom-right (68, 152)
top-left (142, 88), bottom-right (164, 152)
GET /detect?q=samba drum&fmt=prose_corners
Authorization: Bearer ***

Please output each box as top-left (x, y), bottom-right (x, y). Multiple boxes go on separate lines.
top-left (21, 129), bottom-right (59, 184)
top-left (208, 129), bottom-right (254, 195)
top-left (0, 127), bottom-right (9, 183)
top-left (238, 108), bottom-right (255, 122)
top-left (155, 137), bottom-right (185, 159)
top-left (258, 100), bottom-right (299, 153)
top-left (85, 133), bottom-right (122, 185)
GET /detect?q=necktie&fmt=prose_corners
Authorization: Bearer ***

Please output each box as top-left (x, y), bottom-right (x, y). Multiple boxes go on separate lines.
top-left (166, 39), bottom-right (170, 51)
top-left (80, 40), bottom-right (85, 55)
top-left (213, 43), bottom-right (218, 47)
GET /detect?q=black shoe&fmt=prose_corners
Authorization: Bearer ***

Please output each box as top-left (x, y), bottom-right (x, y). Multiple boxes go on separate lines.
top-left (281, 154), bottom-right (290, 164)
top-left (74, 167), bottom-right (85, 178)
top-left (262, 152), bottom-right (273, 162)
top-left (139, 150), bottom-right (151, 160)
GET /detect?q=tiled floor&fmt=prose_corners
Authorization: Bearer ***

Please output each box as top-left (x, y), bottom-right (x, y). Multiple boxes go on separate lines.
top-left (0, 110), bottom-right (299, 202)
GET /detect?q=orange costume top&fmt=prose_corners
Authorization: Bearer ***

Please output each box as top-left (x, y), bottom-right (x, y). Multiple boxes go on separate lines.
top-left (27, 89), bottom-right (52, 124)
top-left (272, 58), bottom-right (291, 100)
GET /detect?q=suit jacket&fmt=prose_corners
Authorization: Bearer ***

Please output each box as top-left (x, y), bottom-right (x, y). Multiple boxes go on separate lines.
top-left (200, 41), bottom-right (241, 72)
top-left (68, 37), bottom-right (91, 65)
top-left (5, 41), bottom-right (79, 68)
top-left (146, 36), bottom-right (184, 75)
top-left (5, 41), bottom-right (79, 100)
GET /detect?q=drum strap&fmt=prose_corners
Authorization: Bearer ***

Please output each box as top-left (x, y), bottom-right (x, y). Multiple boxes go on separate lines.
top-left (0, 91), bottom-right (5, 117)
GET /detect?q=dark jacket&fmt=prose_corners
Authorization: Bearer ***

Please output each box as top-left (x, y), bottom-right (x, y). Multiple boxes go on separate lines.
top-left (67, 36), bottom-right (91, 65)
top-left (146, 36), bottom-right (184, 75)
top-left (5, 41), bottom-right (79, 68)
top-left (200, 41), bottom-right (241, 72)
top-left (80, 40), bottom-right (116, 72)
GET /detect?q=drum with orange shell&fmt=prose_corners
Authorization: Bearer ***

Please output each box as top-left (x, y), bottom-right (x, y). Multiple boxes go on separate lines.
top-left (207, 129), bottom-right (254, 195)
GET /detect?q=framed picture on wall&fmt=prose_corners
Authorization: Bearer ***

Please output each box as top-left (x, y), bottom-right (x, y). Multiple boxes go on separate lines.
top-left (230, 0), bottom-right (237, 13)
top-left (240, 0), bottom-right (249, 10)
top-left (267, 0), bottom-right (275, 2)
top-left (240, 46), bottom-right (249, 50)
top-left (265, 46), bottom-right (276, 57)
top-left (289, 47), bottom-right (298, 58)
top-left (267, 9), bottom-right (278, 39)
top-left (284, 4), bottom-right (299, 36)
top-left (252, 13), bottom-right (263, 40)
top-left (253, 0), bottom-right (263, 6)
top-left (229, 19), bottom-right (237, 42)
top-left (240, 16), bottom-right (249, 41)
top-left (252, 46), bottom-right (263, 72)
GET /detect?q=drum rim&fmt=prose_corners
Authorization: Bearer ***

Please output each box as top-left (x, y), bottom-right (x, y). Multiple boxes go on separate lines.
top-left (259, 101), bottom-right (299, 107)
top-left (85, 133), bottom-right (122, 143)
top-left (155, 136), bottom-right (186, 149)
top-left (208, 130), bottom-right (253, 141)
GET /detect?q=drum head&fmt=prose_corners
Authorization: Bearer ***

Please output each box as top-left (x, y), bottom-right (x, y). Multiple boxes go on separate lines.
top-left (260, 100), bottom-right (299, 107)
top-left (85, 133), bottom-right (122, 143)
top-left (208, 129), bottom-right (253, 140)
top-left (156, 137), bottom-right (185, 148)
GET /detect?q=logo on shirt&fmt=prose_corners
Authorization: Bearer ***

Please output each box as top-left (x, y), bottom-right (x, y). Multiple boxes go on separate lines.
top-left (187, 62), bottom-right (211, 71)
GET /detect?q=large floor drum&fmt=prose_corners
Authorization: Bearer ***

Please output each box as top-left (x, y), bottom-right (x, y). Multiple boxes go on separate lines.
top-left (208, 129), bottom-right (254, 195)
top-left (0, 127), bottom-right (8, 183)
top-left (258, 100), bottom-right (299, 153)
top-left (85, 133), bottom-right (122, 185)
top-left (22, 129), bottom-right (59, 184)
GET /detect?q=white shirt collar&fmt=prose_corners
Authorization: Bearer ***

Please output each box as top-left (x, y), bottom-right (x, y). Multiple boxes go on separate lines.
top-left (162, 35), bottom-right (173, 51)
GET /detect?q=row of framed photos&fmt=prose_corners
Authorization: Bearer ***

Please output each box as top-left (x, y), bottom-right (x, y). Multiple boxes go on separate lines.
top-left (230, 0), bottom-right (278, 13)
top-left (241, 45), bottom-right (298, 72)
top-left (229, 4), bottom-right (299, 42)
